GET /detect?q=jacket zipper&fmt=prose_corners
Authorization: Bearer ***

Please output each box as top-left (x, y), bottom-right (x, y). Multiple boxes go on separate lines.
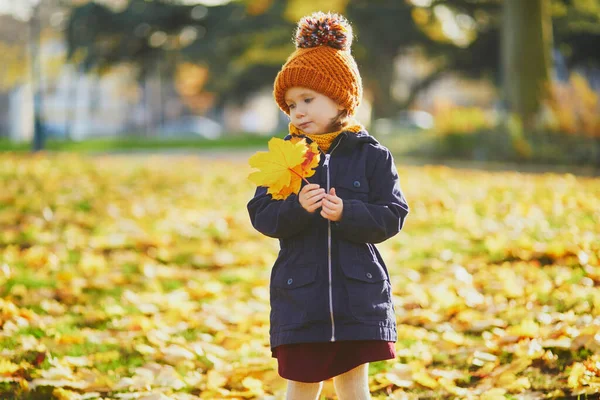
top-left (323, 137), bottom-right (343, 342)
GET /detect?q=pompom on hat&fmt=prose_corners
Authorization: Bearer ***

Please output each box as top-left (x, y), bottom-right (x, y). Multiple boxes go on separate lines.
top-left (274, 12), bottom-right (363, 116)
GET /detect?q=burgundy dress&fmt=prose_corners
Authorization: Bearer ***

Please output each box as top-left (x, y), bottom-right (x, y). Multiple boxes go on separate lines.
top-left (272, 340), bottom-right (396, 383)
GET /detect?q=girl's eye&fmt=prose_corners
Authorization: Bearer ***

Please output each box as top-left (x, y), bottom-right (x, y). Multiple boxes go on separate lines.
top-left (304, 98), bottom-right (313, 103)
top-left (288, 104), bottom-right (295, 109)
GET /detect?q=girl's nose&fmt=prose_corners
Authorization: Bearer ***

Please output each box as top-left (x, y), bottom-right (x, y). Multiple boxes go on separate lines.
top-left (294, 108), bottom-right (305, 119)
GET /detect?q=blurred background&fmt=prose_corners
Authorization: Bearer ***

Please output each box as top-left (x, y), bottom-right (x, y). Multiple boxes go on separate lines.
top-left (0, 0), bottom-right (599, 166)
top-left (1, 2), bottom-right (600, 398)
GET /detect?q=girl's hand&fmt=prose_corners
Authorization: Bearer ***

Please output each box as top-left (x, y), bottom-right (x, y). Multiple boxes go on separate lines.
top-left (321, 188), bottom-right (343, 221)
top-left (299, 184), bottom-right (326, 213)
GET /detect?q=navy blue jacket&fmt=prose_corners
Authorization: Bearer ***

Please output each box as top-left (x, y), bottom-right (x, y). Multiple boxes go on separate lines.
top-left (247, 129), bottom-right (409, 349)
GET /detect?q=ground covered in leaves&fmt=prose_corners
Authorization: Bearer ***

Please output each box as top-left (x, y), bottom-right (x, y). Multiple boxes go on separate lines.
top-left (1, 153), bottom-right (599, 400)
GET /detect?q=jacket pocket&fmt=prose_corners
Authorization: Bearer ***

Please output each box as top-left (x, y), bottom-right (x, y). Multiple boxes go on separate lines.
top-left (271, 264), bottom-right (319, 327)
top-left (335, 175), bottom-right (369, 202)
top-left (340, 253), bottom-right (392, 322)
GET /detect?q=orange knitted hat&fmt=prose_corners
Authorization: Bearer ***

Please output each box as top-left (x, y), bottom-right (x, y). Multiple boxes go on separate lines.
top-left (273, 12), bottom-right (362, 116)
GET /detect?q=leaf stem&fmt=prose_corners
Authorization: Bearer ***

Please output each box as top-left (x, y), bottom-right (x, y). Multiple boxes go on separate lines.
top-left (288, 167), bottom-right (310, 185)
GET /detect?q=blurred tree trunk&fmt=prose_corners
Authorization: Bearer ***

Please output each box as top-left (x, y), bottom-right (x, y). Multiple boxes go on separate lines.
top-left (29, 3), bottom-right (45, 152)
top-left (64, 64), bottom-right (81, 141)
top-left (502, 0), bottom-right (553, 153)
top-left (157, 60), bottom-right (165, 134)
top-left (364, 50), bottom-right (397, 123)
top-left (143, 74), bottom-right (152, 138)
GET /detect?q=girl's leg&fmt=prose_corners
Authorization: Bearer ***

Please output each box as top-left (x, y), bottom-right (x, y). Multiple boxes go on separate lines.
top-left (333, 363), bottom-right (370, 400)
top-left (286, 380), bottom-right (323, 400)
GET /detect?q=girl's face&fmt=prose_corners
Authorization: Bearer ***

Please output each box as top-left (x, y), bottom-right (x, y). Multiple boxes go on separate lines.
top-left (285, 87), bottom-right (345, 134)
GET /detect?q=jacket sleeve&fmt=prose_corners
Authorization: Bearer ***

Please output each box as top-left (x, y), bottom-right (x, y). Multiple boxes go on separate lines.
top-left (247, 185), bottom-right (318, 239)
top-left (332, 149), bottom-right (409, 244)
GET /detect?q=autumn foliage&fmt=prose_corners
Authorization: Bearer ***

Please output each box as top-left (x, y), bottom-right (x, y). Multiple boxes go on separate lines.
top-left (544, 73), bottom-right (600, 137)
top-left (0, 154), bottom-right (599, 399)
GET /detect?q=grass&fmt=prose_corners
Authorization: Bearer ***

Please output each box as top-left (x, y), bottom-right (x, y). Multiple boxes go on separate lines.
top-left (3, 130), bottom-right (599, 176)
top-left (0, 133), bottom-right (273, 153)
top-left (1, 276), bottom-right (57, 296)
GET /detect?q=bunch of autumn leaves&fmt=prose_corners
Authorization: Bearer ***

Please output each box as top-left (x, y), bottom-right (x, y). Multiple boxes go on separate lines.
top-left (248, 137), bottom-right (320, 200)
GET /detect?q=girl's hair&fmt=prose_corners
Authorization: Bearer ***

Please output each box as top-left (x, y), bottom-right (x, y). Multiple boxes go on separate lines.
top-left (328, 109), bottom-right (350, 132)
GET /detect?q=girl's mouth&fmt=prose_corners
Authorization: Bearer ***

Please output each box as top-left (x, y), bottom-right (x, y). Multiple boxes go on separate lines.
top-left (299, 122), bottom-right (311, 129)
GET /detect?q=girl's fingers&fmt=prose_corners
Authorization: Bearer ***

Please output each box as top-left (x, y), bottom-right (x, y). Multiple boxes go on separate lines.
top-left (325, 195), bottom-right (340, 204)
top-left (308, 200), bottom-right (322, 211)
top-left (303, 186), bottom-right (323, 197)
top-left (321, 210), bottom-right (336, 220)
top-left (323, 198), bottom-right (340, 209)
top-left (322, 205), bottom-right (338, 215)
top-left (307, 189), bottom-right (325, 201)
top-left (301, 184), bottom-right (320, 194)
top-left (306, 195), bottom-right (324, 208)
top-left (301, 186), bottom-right (342, 215)
top-left (313, 190), bottom-right (327, 200)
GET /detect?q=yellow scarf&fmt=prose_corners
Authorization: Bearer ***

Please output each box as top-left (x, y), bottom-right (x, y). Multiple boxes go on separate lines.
top-left (289, 122), bottom-right (364, 153)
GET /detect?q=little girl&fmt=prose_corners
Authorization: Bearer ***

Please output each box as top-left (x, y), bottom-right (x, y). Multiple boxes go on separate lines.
top-left (247, 12), bottom-right (409, 400)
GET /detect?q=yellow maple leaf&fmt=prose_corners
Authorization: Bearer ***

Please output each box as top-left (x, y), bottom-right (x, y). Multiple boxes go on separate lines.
top-left (268, 164), bottom-right (303, 200)
top-left (301, 141), bottom-right (320, 176)
top-left (267, 141), bottom-right (320, 200)
top-left (248, 137), bottom-right (320, 200)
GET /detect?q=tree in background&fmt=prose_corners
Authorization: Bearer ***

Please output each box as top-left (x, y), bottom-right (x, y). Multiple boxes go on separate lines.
top-left (55, 0), bottom-right (600, 133)
top-left (397, 0), bottom-right (599, 160)
top-left (501, 0), bottom-right (553, 156)
top-left (65, 0), bottom-right (207, 135)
